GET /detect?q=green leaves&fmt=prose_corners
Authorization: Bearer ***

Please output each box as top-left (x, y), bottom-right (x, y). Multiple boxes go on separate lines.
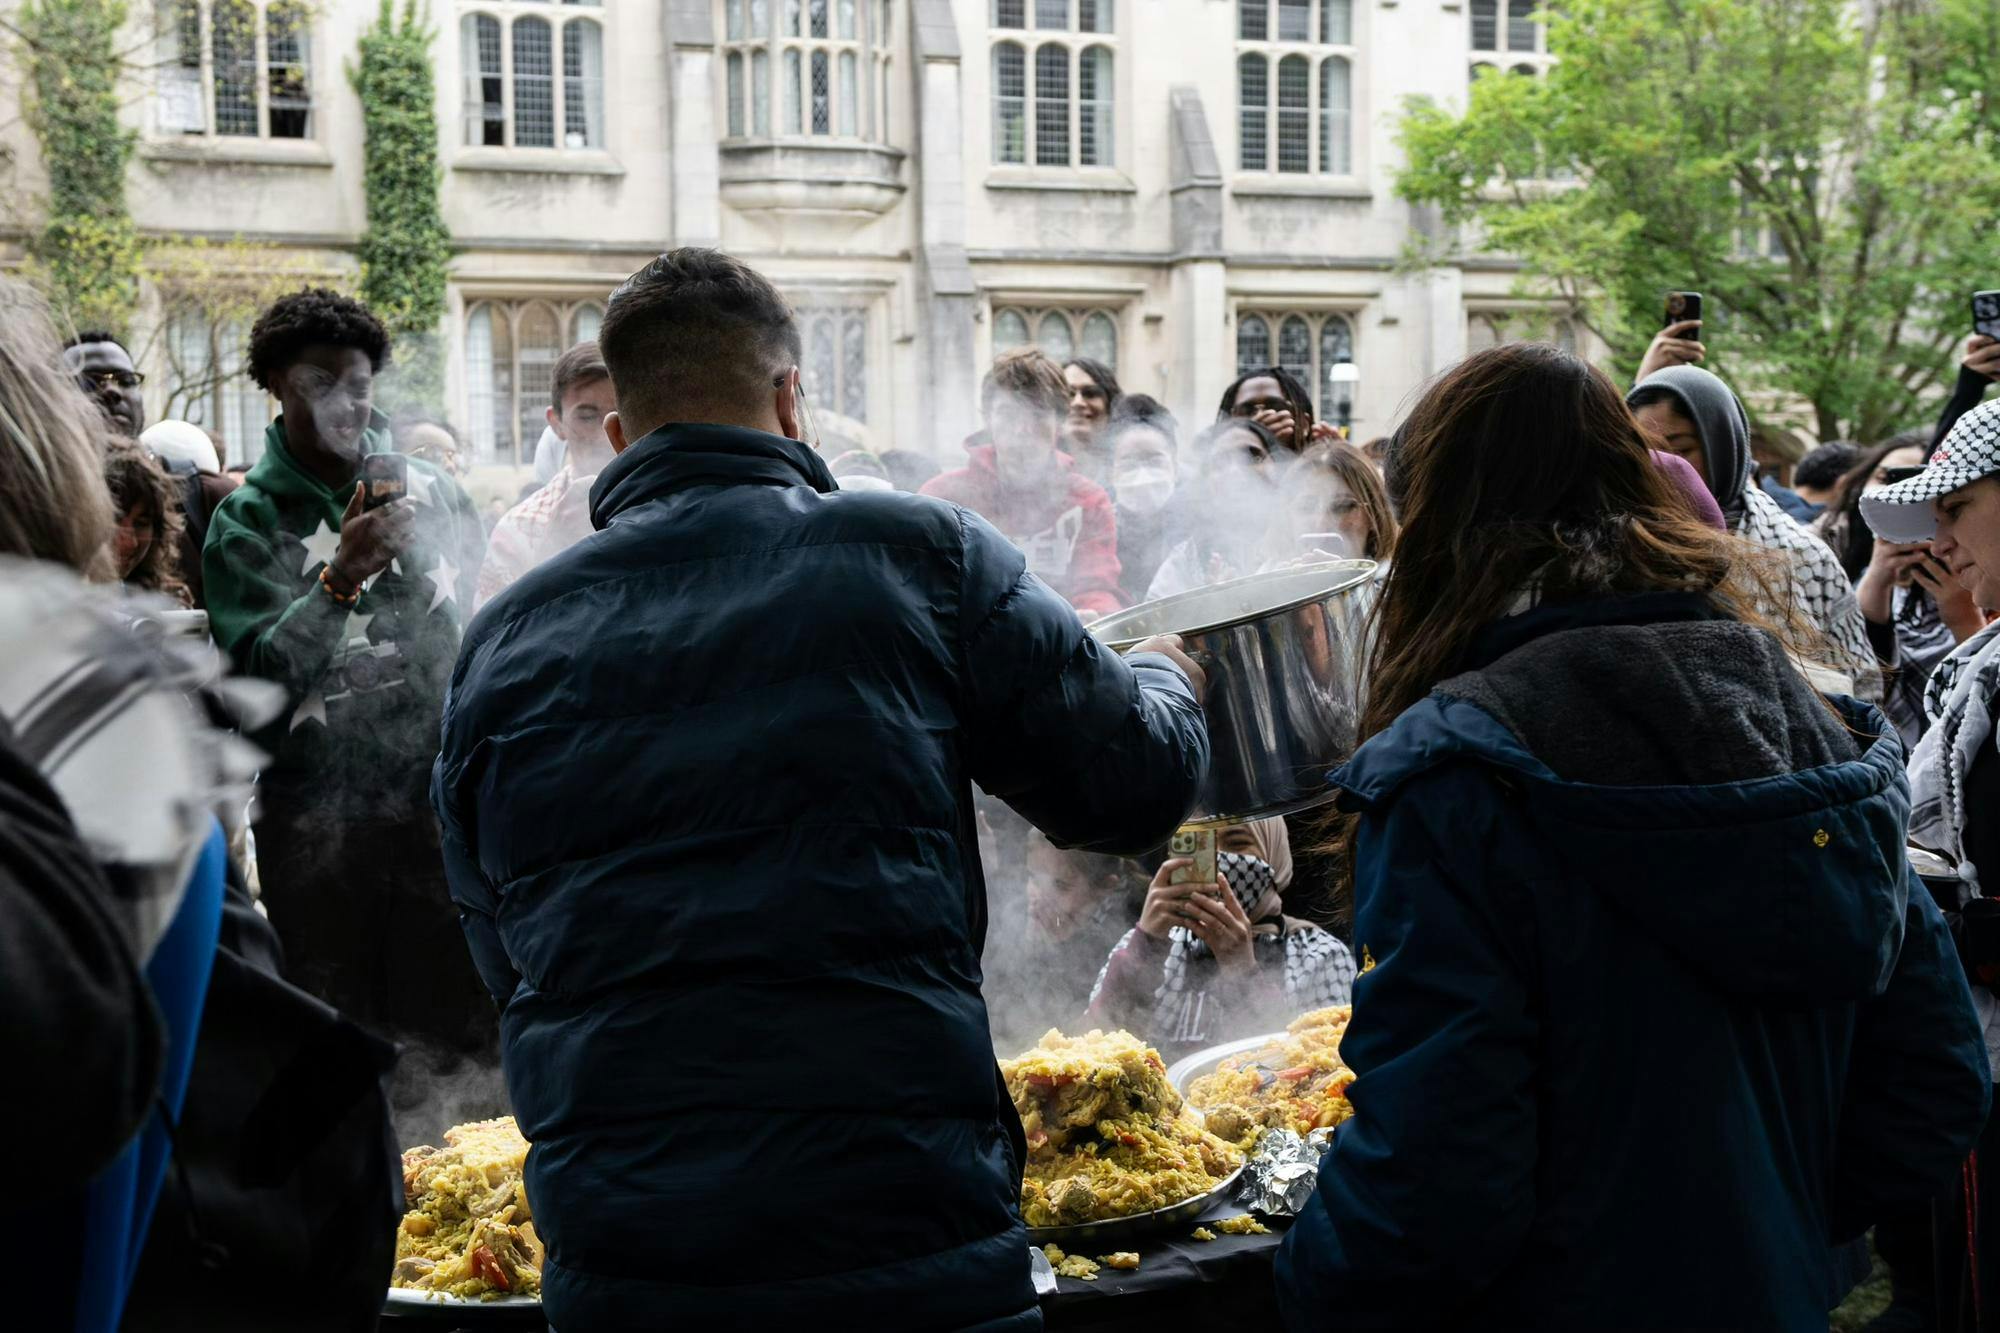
top-left (1397, 0), bottom-right (2000, 441)
top-left (353, 0), bottom-right (450, 413)
top-left (17, 0), bottom-right (140, 336)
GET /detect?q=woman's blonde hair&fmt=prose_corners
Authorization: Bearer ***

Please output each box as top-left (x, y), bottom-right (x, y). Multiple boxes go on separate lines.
top-left (0, 279), bottom-right (114, 574)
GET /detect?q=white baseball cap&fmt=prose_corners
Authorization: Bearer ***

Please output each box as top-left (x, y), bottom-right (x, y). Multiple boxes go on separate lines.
top-left (1861, 400), bottom-right (2000, 544)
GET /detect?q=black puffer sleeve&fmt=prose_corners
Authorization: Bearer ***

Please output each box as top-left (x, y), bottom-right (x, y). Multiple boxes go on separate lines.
top-left (954, 507), bottom-right (1207, 854)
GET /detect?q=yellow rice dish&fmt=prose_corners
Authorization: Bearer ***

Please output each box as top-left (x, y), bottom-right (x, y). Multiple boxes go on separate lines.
top-left (1004, 1029), bottom-right (1242, 1229)
top-left (1184, 1005), bottom-right (1358, 1147)
top-left (391, 1116), bottom-right (543, 1301)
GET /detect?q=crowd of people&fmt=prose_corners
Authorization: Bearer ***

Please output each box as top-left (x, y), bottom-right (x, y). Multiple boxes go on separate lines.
top-left (5, 244), bottom-right (2000, 1333)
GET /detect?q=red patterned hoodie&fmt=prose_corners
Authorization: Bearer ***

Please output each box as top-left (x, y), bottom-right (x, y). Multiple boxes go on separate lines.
top-left (920, 444), bottom-right (1126, 618)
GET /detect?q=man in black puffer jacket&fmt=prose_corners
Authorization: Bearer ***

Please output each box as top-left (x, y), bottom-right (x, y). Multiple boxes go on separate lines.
top-left (433, 249), bottom-right (1209, 1331)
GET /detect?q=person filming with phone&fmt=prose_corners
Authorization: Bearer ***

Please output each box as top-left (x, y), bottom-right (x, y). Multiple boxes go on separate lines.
top-left (202, 288), bottom-right (491, 1060)
top-left (1628, 290), bottom-right (1881, 697)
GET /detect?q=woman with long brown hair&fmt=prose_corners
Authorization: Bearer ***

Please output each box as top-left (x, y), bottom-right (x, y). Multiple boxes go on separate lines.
top-left (1273, 343), bottom-right (1988, 1330)
top-left (101, 439), bottom-right (192, 606)
top-left (1276, 440), bottom-right (1396, 564)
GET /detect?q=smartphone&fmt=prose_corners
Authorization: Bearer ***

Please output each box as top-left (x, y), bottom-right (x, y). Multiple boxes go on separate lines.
top-left (1974, 291), bottom-right (2000, 340)
top-left (1664, 291), bottom-right (1703, 329)
top-left (1166, 825), bottom-right (1218, 888)
top-left (362, 453), bottom-right (407, 510)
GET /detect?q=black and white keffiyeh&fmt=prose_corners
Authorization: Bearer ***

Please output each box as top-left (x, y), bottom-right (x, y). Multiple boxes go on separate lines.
top-left (1909, 618), bottom-right (2000, 1076)
top-left (1737, 484), bottom-right (1883, 702)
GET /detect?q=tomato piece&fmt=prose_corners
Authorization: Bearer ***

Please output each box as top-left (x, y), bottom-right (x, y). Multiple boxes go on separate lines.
top-left (470, 1246), bottom-right (511, 1292)
top-left (1118, 1132), bottom-right (1142, 1147)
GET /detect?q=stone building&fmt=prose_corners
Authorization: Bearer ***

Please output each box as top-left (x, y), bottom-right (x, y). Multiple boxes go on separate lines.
top-left (0, 0), bottom-right (1578, 469)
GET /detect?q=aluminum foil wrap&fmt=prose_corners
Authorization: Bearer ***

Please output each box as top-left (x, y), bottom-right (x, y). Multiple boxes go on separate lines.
top-left (1237, 1127), bottom-right (1335, 1218)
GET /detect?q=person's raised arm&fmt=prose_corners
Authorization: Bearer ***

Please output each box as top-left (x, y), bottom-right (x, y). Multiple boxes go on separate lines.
top-left (1636, 319), bottom-right (1706, 384)
top-left (955, 507), bottom-right (1207, 855)
top-left (1934, 335), bottom-right (2000, 449)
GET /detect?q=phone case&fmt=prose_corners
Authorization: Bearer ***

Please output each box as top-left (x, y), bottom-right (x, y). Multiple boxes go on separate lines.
top-left (1167, 826), bottom-right (1218, 886)
top-left (1974, 292), bottom-right (2000, 339)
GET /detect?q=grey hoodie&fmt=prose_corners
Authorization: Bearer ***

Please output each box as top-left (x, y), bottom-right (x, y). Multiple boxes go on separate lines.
top-left (1629, 365), bottom-right (1753, 523)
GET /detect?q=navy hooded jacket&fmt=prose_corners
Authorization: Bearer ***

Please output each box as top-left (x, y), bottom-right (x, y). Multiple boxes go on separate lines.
top-left (1274, 594), bottom-right (1988, 1332)
top-left (432, 423), bottom-right (1207, 1331)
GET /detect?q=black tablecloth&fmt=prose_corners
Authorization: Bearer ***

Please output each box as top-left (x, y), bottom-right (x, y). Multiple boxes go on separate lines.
top-left (1039, 1199), bottom-right (1288, 1331)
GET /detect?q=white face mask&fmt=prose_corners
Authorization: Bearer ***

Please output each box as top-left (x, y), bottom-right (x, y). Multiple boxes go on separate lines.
top-left (1115, 465), bottom-right (1176, 515)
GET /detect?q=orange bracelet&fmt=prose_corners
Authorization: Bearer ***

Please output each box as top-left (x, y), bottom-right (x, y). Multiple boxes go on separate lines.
top-left (319, 564), bottom-right (360, 608)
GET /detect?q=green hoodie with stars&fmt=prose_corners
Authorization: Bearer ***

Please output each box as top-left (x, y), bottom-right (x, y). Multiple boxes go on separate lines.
top-left (203, 411), bottom-right (485, 814)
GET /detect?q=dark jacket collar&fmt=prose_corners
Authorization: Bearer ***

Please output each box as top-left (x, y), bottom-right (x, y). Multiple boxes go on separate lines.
top-left (590, 422), bottom-right (838, 528)
top-left (1459, 589), bottom-right (1724, 675)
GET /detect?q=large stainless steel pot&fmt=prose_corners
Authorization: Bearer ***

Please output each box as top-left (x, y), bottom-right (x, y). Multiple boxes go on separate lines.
top-left (1092, 561), bottom-right (1377, 825)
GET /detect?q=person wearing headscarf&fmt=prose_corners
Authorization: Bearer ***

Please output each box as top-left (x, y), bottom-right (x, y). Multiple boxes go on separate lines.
top-left (1628, 365), bottom-right (1879, 698)
top-left (1083, 818), bottom-right (1356, 1060)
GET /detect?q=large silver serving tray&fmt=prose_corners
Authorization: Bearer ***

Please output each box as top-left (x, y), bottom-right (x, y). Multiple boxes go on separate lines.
top-left (1025, 1163), bottom-right (1246, 1249)
top-left (382, 1288), bottom-right (542, 1319)
top-left (1165, 1033), bottom-right (1289, 1101)
top-left (1092, 562), bottom-right (1378, 825)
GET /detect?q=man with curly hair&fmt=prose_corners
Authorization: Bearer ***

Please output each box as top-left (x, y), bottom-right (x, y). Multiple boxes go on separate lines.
top-left (202, 287), bottom-right (492, 1056)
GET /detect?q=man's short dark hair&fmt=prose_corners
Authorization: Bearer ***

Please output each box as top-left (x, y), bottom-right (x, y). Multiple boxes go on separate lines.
top-left (598, 249), bottom-right (802, 432)
top-left (246, 287), bottom-right (392, 392)
top-left (551, 340), bottom-right (611, 414)
top-left (1110, 392), bottom-right (1179, 441)
top-left (1793, 441), bottom-right (1862, 492)
top-left (64, 330), bottom-right (128, 354)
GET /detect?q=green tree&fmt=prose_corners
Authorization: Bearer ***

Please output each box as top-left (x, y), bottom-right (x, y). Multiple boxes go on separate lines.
top-left (15, 0), bottom-right (142, 335)
top-left (1398, 0), bottom-right (2000, 442)
top-left (351, 0), bottom-right (451, 412)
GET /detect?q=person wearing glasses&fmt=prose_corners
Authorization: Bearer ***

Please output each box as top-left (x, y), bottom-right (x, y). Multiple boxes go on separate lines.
top-left (433, 248), bottom-right (1211, 1332)
top-left (1216, 365), bottom-right (1320, 455)
top-left (62, 331), bottom-right (146, 437)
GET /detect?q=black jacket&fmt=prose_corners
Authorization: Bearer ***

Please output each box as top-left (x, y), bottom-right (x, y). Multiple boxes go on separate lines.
top-left (434, 423), bottom-right (1208, 1330)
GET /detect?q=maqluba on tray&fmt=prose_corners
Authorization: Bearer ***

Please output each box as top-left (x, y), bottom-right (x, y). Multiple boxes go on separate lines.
top-left (1092, 562), bottom-right (1377, 824)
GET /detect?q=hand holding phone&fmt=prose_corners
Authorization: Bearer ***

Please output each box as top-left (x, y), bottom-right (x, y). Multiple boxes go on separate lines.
top-left (1637, 295), bottom-right (1707, 381)
top-left (332, 479), bottom-right (417, 586)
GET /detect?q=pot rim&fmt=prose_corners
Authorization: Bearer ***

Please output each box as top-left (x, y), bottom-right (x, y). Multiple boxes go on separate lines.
top-left (1093, 559), bottom-right (1378, 649)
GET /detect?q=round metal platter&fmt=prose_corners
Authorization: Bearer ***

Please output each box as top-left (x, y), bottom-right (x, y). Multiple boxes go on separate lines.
top-left (1164, 1032), bottom-right (1288, 1100)
top-left (1025, 1163), bottom-right (1246, 1249)
top-left (382, 1288), bottom-right (542, 1314)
